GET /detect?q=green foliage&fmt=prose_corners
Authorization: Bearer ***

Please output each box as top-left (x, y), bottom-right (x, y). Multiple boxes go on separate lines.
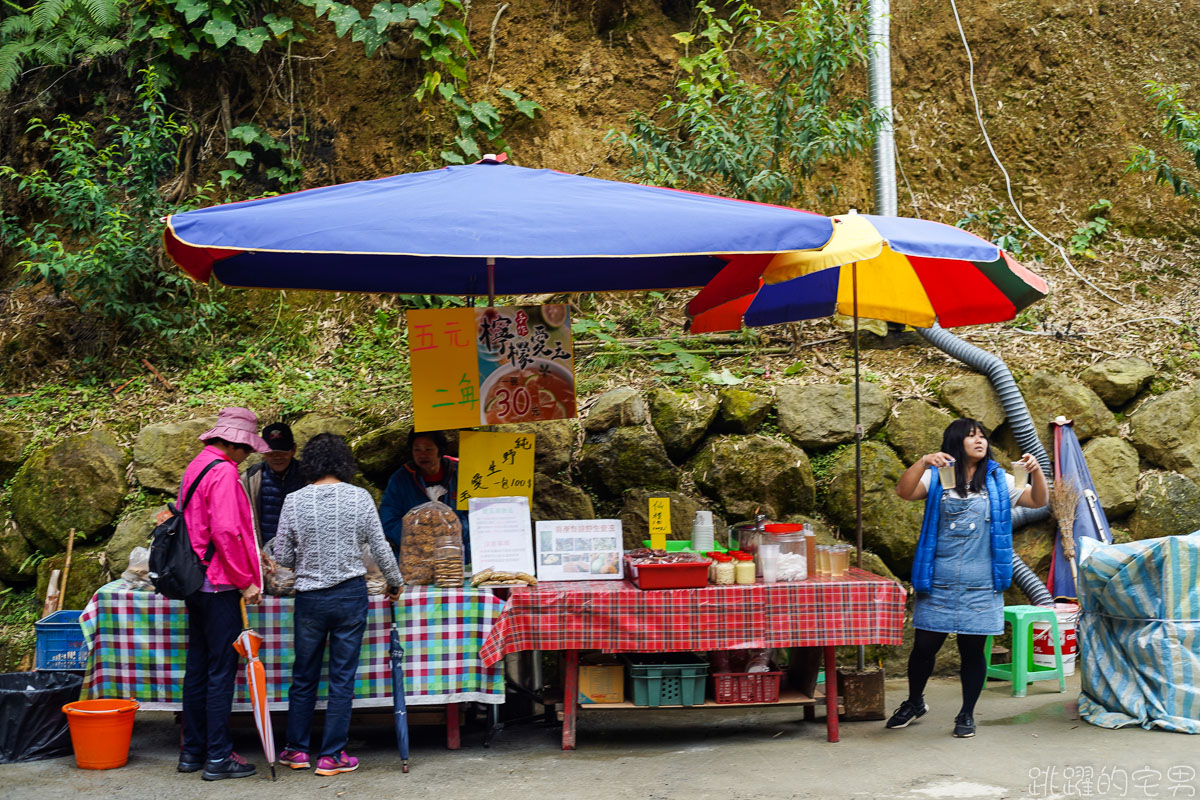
top-left (1068, 199), bottom-right (1112, 258)
top-left (1126, 82), bottom-right (1200, 202)
top-left (220, 122), bottom-right (305, 189)
top-left (608, 0), bottom-right (880, 205)
top-left (297, 0), bottom-right (540, 164)
top-left (128, 0), bottom-right (304, 63)
top-left (0, 67), bottom-right (224, 338)
top-left (955, 207), bottom-right (1038, 259)
top-left (0, 588), bottom-right (40, 671)
top-left (0, 0), bottom-right (126, 92)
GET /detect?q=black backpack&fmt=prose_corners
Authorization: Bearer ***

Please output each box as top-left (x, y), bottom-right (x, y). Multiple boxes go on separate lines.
top-left (149, 460), bottom-right (223, 600)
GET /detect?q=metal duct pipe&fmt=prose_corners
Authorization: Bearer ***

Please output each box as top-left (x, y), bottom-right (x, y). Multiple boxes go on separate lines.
top-left (868, 0), bottom-right (898, 217)
top-left (916, 322), bottom-right (1053, 605)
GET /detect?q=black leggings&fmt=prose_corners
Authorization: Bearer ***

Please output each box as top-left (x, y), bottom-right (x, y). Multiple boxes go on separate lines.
top-left (906, 628), bottom-right (987, 715)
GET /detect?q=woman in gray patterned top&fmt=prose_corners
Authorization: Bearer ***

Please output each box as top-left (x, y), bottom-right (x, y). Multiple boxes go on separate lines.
top-left (273, 433), bottom-right (402, 777)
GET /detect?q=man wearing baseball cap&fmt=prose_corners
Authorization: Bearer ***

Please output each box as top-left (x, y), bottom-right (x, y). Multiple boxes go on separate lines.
top-left (177, 407), bottom-right (267, 781)
top-left (242, 422), bottom-right (306, 548)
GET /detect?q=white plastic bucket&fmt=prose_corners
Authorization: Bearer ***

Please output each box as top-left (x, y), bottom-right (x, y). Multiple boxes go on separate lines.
top-left (1031, 602), bottom-right (1080, 676)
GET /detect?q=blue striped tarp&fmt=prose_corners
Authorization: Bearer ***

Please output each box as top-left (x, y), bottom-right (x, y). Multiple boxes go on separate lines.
top-left (1076, 531), bottom-right (1200, 734)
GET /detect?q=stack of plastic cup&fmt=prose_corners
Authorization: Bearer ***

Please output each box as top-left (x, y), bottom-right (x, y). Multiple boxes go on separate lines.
top-left (691, 510), bottom-right (715, 552)
top-left (758, 542), bottom-right (780, 583)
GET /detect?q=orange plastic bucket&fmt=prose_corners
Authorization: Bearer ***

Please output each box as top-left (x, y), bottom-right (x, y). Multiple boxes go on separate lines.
top-left (61, 699), bottom-right (139, 769)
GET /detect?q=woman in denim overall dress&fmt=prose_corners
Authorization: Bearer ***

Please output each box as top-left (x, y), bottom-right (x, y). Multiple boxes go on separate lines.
top-left (887, 419), bottom-right (1047, 737)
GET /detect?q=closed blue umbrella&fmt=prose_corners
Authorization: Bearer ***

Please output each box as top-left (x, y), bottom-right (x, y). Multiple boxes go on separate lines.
top-left (1048, 417), bottom-right (1113, 599)
top-left (163, 157), bottom-right (833, 296)
top-left (390, 602), bottom-right (410, 773)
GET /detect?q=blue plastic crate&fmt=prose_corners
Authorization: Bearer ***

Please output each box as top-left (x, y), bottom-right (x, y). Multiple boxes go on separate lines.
top-left (35, 610), bottom-right (88, 671)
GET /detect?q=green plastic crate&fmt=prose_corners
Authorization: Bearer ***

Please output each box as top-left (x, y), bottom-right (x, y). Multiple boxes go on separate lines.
top-left (640, 540), bottom-right (728, 553)
top-left (622, 653), bottom-right (709, 707)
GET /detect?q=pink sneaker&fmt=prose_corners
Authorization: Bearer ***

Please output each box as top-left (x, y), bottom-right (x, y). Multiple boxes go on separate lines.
top-left (314, 751), bottom-right (359, 776)
top-left (279, 749), bottom-right (310, 769)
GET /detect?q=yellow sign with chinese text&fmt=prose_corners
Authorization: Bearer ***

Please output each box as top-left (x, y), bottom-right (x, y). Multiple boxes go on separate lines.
top-left (648, 497), bottom-right (670, 550)
top-left (456, 430), bottom-right (536, 510)
top-left (409, 308), bottom-right (481, 432)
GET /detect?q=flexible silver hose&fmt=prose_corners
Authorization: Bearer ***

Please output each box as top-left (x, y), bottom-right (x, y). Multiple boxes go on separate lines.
top-left (868, 0), bottom-right (897, 217)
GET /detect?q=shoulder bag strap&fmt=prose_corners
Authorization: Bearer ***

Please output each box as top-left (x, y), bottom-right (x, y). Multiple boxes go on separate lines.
top-left (180, 459), bottom-right (225, 564)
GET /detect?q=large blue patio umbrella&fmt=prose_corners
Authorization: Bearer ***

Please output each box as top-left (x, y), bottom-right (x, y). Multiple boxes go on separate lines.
top-left (164, 157), bottom-right (834, 295)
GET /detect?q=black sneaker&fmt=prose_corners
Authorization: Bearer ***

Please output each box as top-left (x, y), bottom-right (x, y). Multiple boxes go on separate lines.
top-left (201, 752), bottom-right (257, 781)
top-left (953, 712), bottom-right (976, 738)
top-left (885, 697), bottom-right (929, 729)
top-left (177, 755), bottom-right (204, 773)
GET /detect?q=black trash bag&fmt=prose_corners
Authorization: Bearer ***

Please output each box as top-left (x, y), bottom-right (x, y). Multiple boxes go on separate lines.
top-left (0, 671), bottom-right (82, 763)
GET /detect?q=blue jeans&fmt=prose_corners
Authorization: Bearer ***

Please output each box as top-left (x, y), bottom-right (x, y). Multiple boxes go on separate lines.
top-left (284, 577), bottom-right (368, 758)
top-left (182, 589), bottom-right (242, 762)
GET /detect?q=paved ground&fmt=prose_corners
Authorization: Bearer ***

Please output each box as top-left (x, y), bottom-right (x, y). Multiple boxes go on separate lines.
top-left (3, 673), bottom-right (1195, 800)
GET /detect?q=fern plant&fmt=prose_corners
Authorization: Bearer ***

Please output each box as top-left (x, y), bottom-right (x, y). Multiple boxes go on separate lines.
top-left (0, 0), bottom-right (126, 92)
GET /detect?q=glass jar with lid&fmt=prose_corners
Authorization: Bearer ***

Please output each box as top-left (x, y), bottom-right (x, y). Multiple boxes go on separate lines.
top-left (714, 554), bottom-right (736, 585)
top-left (733, 552), bottom-right (756, 585)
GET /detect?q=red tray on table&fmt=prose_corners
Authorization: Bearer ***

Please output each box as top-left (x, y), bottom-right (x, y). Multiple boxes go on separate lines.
top-left (624, 557), bottom-right (711, 590)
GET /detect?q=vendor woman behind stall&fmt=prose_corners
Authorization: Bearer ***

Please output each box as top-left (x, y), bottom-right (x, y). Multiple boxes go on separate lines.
top-left (380, 430), bottom-right (470, 558)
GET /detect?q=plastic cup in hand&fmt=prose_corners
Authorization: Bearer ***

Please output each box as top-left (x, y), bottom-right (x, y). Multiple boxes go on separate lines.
top-left (758, 543), bottom-right (780, 583)
top-left (1012, 461), bottom-right (1029, 492)
top-left (938, 459), bottom-right (957, 490)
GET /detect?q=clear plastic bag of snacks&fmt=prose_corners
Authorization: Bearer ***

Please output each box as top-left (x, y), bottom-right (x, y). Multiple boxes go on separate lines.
top-left (401, 490), bottom-right (462, 586)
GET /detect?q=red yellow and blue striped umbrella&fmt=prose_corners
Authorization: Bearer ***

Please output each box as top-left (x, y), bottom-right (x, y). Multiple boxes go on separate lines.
top-left (688, 211), bottom-right (1049, 332)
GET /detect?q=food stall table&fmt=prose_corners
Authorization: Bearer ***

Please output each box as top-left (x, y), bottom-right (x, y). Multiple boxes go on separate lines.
top-left (80, 581), bottom-right (506, 749)
top-left (479, 569), bottom-right (906, 747)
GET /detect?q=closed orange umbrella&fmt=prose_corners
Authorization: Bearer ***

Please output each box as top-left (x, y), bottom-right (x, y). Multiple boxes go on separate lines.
top-left (234, 600), bottom-right (276, 781)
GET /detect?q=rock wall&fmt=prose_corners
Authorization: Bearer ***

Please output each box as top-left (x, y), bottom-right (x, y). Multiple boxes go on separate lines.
top-left (4, 357), bottom-right (1200, 611)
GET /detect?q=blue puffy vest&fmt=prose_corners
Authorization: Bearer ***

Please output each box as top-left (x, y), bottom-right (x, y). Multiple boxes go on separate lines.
top-left (911, 459), bottom-right (1014, 594)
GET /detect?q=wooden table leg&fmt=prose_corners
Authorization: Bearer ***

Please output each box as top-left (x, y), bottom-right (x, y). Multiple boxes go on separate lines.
top-left (824, 645), bottom-right (839, 743)
top-left (562, 649), bottom-right (578, 750)
top-left (445, 702), bottom-right (461, 750)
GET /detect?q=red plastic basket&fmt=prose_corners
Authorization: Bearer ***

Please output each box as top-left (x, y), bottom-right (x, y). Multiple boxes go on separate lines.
top-left (625, 558), bottom-right (711, 589)
top-left (712, 670), bottom-right (784, 704)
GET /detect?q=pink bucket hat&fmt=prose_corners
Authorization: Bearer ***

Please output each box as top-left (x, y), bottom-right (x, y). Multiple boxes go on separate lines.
top-left (198, 407), bottom-right (270, 453)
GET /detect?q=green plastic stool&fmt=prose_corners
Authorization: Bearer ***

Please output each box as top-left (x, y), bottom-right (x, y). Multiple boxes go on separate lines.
top-left (984, 605), bottom-right (1066, 697)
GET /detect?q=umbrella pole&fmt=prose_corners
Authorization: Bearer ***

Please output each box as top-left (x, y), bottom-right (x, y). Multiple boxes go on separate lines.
top-left (487, 256), bottom-right (496, 307)
top-left (853, 262), bottom-right (865, 672)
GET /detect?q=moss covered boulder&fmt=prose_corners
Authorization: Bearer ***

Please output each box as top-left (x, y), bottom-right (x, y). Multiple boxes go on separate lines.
top-left (1080, 357), bottom-right (1155, 408)
top-left (105, 506), bottom-right (166, 575)
top-left (491, 419), bottom-right (576, 476)
top-left (531, 475), bottom-right (595, 522)
top-left (1127, 472), bottom-right (1200, 540)
top-left (776, 382), bottom-right (891, 449)
top-left (618, 489), bottom-right (722, 551)
top-left (1128, 382), bottom-right (1200, 483)
top-left (690, 434), bottom-right (814, 520)
top-left (885, 399), bottom-right (954, 465)
top-left (938, 374), bottom-right (1006, 432)
top-left (583, 387), bottom-right (646, 433)
top-left (37, 544), bottom-right (111, 610)
top-left (579, 427), bottom-right (678, 497)
top-left (0, 424), bottom-right (32, 484)
top-left (11, 429), bottom-right (130, 553)
top-left (353, 420), bottom-right (412, 487)
top-left (713, 388), bottom-right (772, 435)
top-left (1081, 437), bottom-right (1139, 518)
top-left (648, 388), bottom-right (718, 462)
top-left (0, 518), bottom-right (35, 584)
top-left (132, 416), bottom-right (217, 493)
top-left (1020, 371), bottom-right (1117, 447)
top-left (824, 442), bottom-right (924, 576)
top-left (292, 413), bottom-right (360, 452)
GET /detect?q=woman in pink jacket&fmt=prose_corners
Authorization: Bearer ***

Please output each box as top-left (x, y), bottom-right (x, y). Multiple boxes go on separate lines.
top-left (177, 408), bottom-right (268, 781)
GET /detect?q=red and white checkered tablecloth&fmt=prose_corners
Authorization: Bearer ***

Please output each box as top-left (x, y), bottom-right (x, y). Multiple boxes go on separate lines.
top-left (479, 570), bottom-right (906, 666)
